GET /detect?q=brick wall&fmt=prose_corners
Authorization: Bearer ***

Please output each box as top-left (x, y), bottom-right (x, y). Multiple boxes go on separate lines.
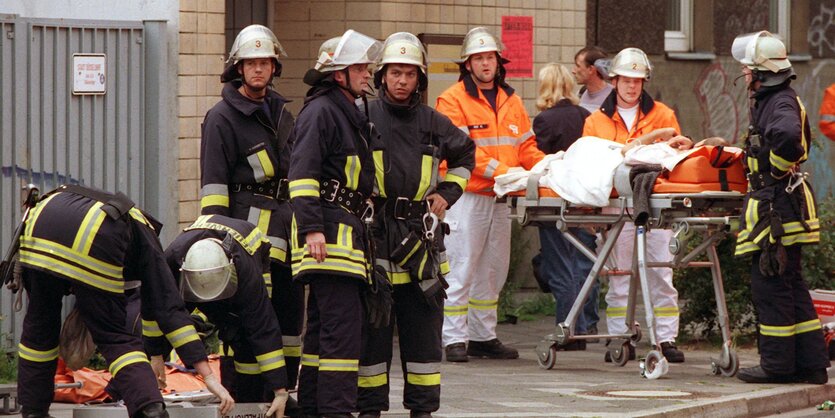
top-left (178, 0), bottom-right (226, 229)
top-left (273, 0), bottom-right (588, 117)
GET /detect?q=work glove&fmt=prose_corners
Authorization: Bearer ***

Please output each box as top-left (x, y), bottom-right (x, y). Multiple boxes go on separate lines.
top-left (363, 265), bottom-right (393, 328)
top-left (150, 355), bottom-right (167, 389)
top-left (204, 373), bottom-right (234, 414)
top-left (759, 211), bottom-right (787, 277)
top-left (266, 389), bottom-right (289, 417)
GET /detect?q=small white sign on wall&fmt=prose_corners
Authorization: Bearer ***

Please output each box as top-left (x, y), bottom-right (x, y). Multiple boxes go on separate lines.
top-left (72, 54), bottom-right (106, 95)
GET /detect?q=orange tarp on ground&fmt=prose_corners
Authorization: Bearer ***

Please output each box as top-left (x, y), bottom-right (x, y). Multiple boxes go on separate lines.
top-left (53, 355), bottom-right (222, 404)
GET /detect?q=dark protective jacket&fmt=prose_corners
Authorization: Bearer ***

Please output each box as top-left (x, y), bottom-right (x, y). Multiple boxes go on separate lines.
top-left (288, 85), bottom-right (377, 282)
top-left (368, 91), bottom-right (475, 286)
top-left (162, 214), bottom-right (288, 390)
top-left (533, 99), bottom-right (591, 154)
top-left (735, 84), bottom-right (820, 256)
top-left (200, 80), bottom-right (295, 265)
top-left (18, 186), bottom-right (206, 365)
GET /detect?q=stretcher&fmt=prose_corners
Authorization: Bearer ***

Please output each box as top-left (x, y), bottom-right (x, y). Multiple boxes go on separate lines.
top-left (510, 179), bottom-right (745, 379)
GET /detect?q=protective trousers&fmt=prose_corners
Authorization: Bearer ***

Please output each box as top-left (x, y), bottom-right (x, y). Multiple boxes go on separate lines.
top-left (219, 334), bottom-right (274, 402)
top-left (271, 263), bottom-right (303, 389)
top-left (359, 283), bottom-right (443, 413)
top-left (751, 246), bottom-right (830, 375)
top-left (18, 269), bottom-right (160, 417)
top-left (442, 192), bottom-right (511, 345)
top-left (298, 275), bottom-right (362, 415)
top-left (605, 223), bottom-right (679, 342)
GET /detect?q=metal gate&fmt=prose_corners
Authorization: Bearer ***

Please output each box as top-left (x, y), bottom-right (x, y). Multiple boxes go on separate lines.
top-left (0, 15), bottom-right (159, 351)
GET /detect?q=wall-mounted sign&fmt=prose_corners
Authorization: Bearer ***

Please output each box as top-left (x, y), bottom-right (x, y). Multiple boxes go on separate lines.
top-left (72, 54), bottom-right (106, 95)
top-left (501, 16), bottom-right (533, 78)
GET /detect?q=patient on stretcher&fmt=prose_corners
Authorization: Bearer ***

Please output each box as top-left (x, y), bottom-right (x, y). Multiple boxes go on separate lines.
top-left (493, 128), bottom-right (737, 206)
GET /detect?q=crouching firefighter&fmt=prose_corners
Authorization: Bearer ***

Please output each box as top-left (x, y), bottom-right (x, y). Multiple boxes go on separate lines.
top-left (10, 185), bottom-right (234, 418)
top-left (161, 214), bottom-right (290, 417)
top-left (731, 31), bottom-right (830, 384)
top-left (357, 32), bottom-right (475, 418)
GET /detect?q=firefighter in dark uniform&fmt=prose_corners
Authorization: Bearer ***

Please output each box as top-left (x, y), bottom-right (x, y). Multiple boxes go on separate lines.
top-left (199, 24), bottom-right (304, 402)
top-left (288, 30), bottom-right (382, 418)
top-left (161, 214), bottom-right (290, 416)
top-left (357, 33), bottom-right (475, 418)
top-left (14, 185), bottom-right (233, 418)
top-left (731, 31), bottom-right (830, 384)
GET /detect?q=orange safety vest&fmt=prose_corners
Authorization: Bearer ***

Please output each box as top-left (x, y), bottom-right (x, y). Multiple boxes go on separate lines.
top-left (436, 78), bottom-right (544, 195)
top-left (582, 91), bottom-right (682, 144)
top-left (820, 83), bottom-right (835, 141)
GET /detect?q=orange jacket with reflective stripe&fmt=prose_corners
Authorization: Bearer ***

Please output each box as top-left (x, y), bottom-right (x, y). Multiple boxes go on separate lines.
top-left (436, 77), bottom-right (544, 195)
top-left (582, 90), bottom-right (681, 144)
top-left (820, 83), bottom-right (835, 141)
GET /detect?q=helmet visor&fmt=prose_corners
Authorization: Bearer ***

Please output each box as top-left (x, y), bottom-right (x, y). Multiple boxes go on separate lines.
top-left (732, 32), bottom-right (761, 65)
top-left (332, 30), bottom-right (383, 67)
top-left (180, 265), bottom-right (238, 302)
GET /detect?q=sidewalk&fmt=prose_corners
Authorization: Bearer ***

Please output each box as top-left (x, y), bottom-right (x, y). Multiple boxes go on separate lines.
top-left (15, 316), bottom-right (834, 418)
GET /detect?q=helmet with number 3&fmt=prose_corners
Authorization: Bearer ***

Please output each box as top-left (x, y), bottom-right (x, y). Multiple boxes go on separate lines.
top-left (374, 32), bottom-right (429, 90)
top-left (221, 24), bottom-right (287, 82)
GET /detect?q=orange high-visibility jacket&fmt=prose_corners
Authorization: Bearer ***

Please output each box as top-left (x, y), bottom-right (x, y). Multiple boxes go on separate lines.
top-left (436, 77), bottom-right (544, 195)
top-left (582, 90), bottom-right (682, 144)
top-left (820, 83), bottom-right (835, 141)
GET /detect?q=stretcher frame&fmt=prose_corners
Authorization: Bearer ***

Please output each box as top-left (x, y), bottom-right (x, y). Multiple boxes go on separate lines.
top-left (510, 189), bottom-right (744, 379)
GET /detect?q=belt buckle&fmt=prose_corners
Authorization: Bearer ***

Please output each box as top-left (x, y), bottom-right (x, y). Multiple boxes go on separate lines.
top-left (393, 197), bottom-right (410, 220)
top-left (275, 179), bottom-right (289, 200)
top-left (323, 179), bottom-right (340, 202)
top-left (231, 184), bottom-right (243, 193)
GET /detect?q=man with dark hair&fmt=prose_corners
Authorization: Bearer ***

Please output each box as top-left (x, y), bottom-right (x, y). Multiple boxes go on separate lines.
top-left (573, 46), bottom-right (612, 113)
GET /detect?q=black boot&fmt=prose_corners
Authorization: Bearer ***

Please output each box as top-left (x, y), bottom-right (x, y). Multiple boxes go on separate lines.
top-left (445, 342), bottom-right (468, 362)
top-left (133, 402), bottom-right (169, 418)
top-left (660, 342), bottom-right (685, 363)
top-left (466, 339), bottom-right (519, 359)
top-left (358, 412), bottom-right (381, 418)
top-left (410, 411), bottom-right (433, 418)
top-left (21, 406), bottom-right (56, 418)
top-left (793, 368), bottom-right (829, 384)
top-left (737, 366), bottom-right (794, 384)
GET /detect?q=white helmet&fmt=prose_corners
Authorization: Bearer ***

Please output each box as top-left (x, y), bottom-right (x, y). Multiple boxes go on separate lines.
top-left (458, 27), bottom-right (507, 63)
top-left (609, 47), bottom-right (652, 80)
top-left (732, 31), bottom-right (791, 73)
top-left (221, 24), bottom-right (286, 82)
top-left (180, 238), bottom-right (237, 302)
top-left (314, 30), bottom-right (382, 73)
top-left (379, 32), bottom-right (427, 71)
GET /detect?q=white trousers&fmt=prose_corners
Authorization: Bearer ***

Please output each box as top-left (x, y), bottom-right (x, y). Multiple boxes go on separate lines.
top-left (605, 223), bottom-right (680, 343)
top-left (442, 192), bottom-right (511, 345)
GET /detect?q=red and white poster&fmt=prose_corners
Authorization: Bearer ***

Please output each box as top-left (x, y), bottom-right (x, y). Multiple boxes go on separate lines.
top-left (501, 16), bottom-right (533, 78)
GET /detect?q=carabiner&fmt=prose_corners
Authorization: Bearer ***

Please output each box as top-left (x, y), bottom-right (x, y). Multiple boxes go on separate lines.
top-left (785, 172), bottom-right (807, 194)
top-left (423, 212), bottom-right (439, 241)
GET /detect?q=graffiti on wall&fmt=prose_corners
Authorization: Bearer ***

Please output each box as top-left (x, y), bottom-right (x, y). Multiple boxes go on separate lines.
top-left (694, 64), bottom-right (741, 142)
top-left (808, 3), bottom-right (835, 56)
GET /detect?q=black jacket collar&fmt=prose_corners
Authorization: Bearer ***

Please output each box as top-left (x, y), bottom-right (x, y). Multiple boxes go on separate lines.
top-left (599, 89), bottom-right (655, 118)
top-left (379, 88), bottom-right (421, 114)
top-left (222, 80), bottom-right (287, 116)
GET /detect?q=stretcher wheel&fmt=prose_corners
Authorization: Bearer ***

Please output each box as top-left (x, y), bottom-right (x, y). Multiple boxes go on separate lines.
top-left (641, 350), bottom-right (669, 380)
top-left (537, 345), bottom-right (557, 370)
top-left (630, 323), bottom-right (642, 343)
top-left (711, 350), bottom-right (739, 377)
top-left (611, 342), bottom-right (631, 367)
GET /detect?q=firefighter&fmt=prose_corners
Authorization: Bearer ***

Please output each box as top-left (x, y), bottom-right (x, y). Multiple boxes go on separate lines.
top-left (820, 83), bottom-right (835, 141)
top-left (357, 33), bottom-right (475, 418)
top-left (161, 214), bottom-right (289, 415)
top-left (582, 47), bottom-right (686, 364)
top-left (288, 30), bottom-right (382, 418)
top-left (731, 31), bottom-right (829, 384)
top-left (199, 24), bottom-right (304, 405)
top-left (435, 27), bottom-right (544, 362)
top-left (14, 185), bottom-right (233, 418)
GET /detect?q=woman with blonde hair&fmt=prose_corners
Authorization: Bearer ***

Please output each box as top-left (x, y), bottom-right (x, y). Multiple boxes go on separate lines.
top-left (531, 63), bottom-right (599, 350)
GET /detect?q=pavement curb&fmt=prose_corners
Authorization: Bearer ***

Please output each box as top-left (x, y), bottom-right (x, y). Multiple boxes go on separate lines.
top-left (633, 382), bottom-right (835, 417)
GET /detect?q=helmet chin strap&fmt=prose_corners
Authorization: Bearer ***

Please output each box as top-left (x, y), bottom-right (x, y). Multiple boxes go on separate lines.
top-left (338, 68), bottom-right (364, 98)
top-left (616, 89), bottom-right (640, 108)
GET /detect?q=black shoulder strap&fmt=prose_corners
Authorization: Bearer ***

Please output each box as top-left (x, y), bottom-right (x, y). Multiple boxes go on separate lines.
top-left (60, 185), bottom-right (135, 220)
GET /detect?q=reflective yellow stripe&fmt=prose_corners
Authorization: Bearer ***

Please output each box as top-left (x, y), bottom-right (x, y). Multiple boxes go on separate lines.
top-left (415, 155), bottom-right (433, 200)
top-left (781, 231), bottom-right (820, 246)
top-left (21, 236), bottom-right (122, 277)
top-left (289, 179), bottom-right (320, 198)
top-left (235, 361), bottom-right (261, 375)
top-left (469, 298), bottom-right (497, 310)
top-left (769, 151), bottom-right (793, 172)
top-left (128, 208), bottom-right (151, 227)
top-left (263, 273), bottom-right (273, 294)
top-left (291, 242), bottom-right (367, 277)
top-left (734, 241), bottom-right (760, 255)
top-left (373, 150), bottom-right (386, 198)
top-left (301, 353), bottom-right (319, 367)
top-left (72, 202), bottom-right (106, 255)
top-left (19, 247), bottom-right (124, 294)
top-left (24, 193), bottom-right (59, 236)
top-left (166, 325), bottom-right (201, 348)
top-left (319, 358), bottom-right (359, 372)
top-left (18, 343), bottom-right (59, 362)
top-left (440, 259), bottom-right (450, 275)
top-left (191, 309), bottom-right (207, 322)
top-left (344, 155), bottom-right (360, 190)
top-left (797, 98), bottom-right (810, 162)
top-left (142, 320), bottom-right (163, 337)
top-left (445, 172), bottom-right (469, 191)
top-left (256, 149), bottom-right (275, 178)
top-left (796, 318), bottom-right (822, 334)
top-left (256, 349), bottom-right (286, 373)
top-left (760, 323), bottom-right (796, 337)
top-left (444, 304), bottom-right (467, 316)
top-left (653, 306), bottom-right (679, 317)
top-left (407, 372), bottom-right (441, 386)
top-left (359, 374), bottom-right (388, 387)
top-left (802, 182), bottom-right (816, 219)
top-left (337, 223), bottom-right (353, 248)
top-left (109, 351), bottom-right (149, 377)
top-left (186, 215), bottom-right (266, 255)
top-left (201, 194), bottom-right (230, 208)
top-left (282, 336), bottom-right (302, 358)
top-left (390, 271), bottom-right (411, 284)
top-left (606, 306), bottom-right (627, 317)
